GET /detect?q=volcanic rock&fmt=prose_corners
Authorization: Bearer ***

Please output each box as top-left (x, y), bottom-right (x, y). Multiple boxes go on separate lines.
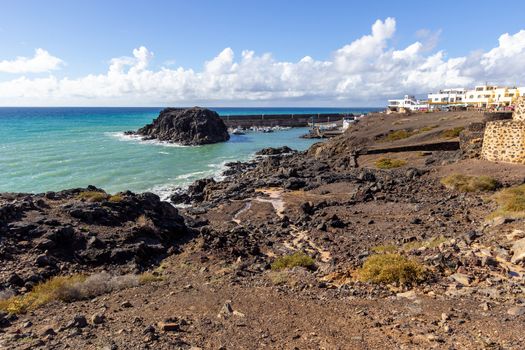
top-left (136, 107), bottom-right (229, 145)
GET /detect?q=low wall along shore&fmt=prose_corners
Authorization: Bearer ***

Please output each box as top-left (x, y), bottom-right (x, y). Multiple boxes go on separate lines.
top-left (221, 113), bottom-right (349, 128)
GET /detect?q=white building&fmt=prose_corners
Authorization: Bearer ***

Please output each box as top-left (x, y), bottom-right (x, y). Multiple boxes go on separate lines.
top-left (464, 85), bottom-right (498, 107)
top-left (491, 87), bottom-right (520, 107)
top-left (428, 88), bottom-right (466, 107)
top-left (463, 85), bottom-right (523, 108)
top-left (387, 95), bottom-right (429, 112)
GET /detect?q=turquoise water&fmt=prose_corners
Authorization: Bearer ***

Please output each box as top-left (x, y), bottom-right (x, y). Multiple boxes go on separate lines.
top-left (0, 107), bottom-right (380, 198)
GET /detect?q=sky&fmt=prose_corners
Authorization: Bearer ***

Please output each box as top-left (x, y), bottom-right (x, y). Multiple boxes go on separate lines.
top-left (0, 0), bottom-right (525, 107)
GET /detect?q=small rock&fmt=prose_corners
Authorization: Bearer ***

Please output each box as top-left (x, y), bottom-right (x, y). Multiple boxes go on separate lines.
top-left (396, 290), bottom-right (417, 300)
top-left (0, 312), bottom-right (11, 328)
top-left (233, 310), bottom-right (246, 318)
top-left (480, 302), bottom-right (490, 311)
top-left (40, 326), bottom-right (57, 336)
top-left (91, 313), bottom-right (105, 325)
top-left (441, 313), bottom-right (450, 321)
top-left (35, 254), bottom-right (51, 267)
top-left (507, 306), bottom-right (525, 316)
top-left (142, 324), bottom-right (155, 334)
top-left (218, 300), bottom-right (234, 318)
top-left (158, 321), bottom-right (179, 332)
top-left (491, 216), bottom-right (513, 226)
top-left (510, 238), bottom-right (525, 264)
top-left (449, 273), bottom-right (471, 286)
top-left (68, 314), bottom-right (88, 328)
top-left (120, 301), bottom-right (133, 308)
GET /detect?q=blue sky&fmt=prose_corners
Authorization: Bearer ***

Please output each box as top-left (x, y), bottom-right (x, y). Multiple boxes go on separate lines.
top-left (1, 0), bottom-right (525, 106)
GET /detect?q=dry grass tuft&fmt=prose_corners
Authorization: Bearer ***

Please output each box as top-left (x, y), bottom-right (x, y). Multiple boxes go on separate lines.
top-left (138, 272), bottom-right (163, 284)
top-left (375, 158), bottom-right (407, 169)
top-left (419, 125), bottom-right (438, 132)
top-left (0, 275), bottom-right (86, 314)
top-left (402, 236), bottom-right (448, 251)
top-left (108, 194), bottom-right (124, 203)
top-left (0, 271), bottom-right (161, 314)
top-left (441, 174), bottom-right (499, 193)
top-left (441, 127), bottom-right (464, 138)
top-left (356, 254), bottom-right (427, 285)
top-left (371, 244), bottom-right (398, 254)
top-left (489, 184), bottom-right (525, 219)
top-left (383, 129), bottom-right (413, 142)
top-left (77, 191), bottom-right (108, 202)
top-left (271, 252), bottom-right (315, 271)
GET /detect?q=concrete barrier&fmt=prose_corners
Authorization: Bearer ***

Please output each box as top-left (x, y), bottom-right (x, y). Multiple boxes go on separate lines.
top-left (221, 113), bottom-right (351, 128)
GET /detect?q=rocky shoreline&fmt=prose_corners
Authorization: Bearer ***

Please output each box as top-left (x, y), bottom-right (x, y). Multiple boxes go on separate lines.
top-left (2, 110), bottom-right (525, 349)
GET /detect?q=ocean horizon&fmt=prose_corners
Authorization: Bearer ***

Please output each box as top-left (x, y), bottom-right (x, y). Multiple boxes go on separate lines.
top-left (0, 107), bottom-right (381, 199)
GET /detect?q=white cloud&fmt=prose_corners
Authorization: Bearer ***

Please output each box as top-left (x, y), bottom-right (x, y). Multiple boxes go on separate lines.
top-left (0, 48), bottom-right (63, 74)
top-left (1, 19), bottom-right (525, 106)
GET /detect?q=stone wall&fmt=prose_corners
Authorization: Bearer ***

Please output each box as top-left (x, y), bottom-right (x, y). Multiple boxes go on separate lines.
top-left (514, 97), bottom-right (525, 121)
top-left (481, 120), bottom-right (525, 164)
top-left (460, 122), bottom-right (485, 158)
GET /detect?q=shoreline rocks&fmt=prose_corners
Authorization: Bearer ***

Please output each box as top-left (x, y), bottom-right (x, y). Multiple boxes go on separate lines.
top-left (135, 107), bottom-right (230, 146)
top-left (0, 187), bottom-right (190, 292)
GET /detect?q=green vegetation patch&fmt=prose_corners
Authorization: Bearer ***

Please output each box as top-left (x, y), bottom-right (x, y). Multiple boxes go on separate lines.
top-left (441, 127), bottom-right (464, 138)
top-left (383, 129), bottom-right (413, 141)
top-left (271, 252), bottom-right (315, 271)
top-left (489, 184), bottom-right (525, 219)
top-left (375, 158), bottom-right (407, 169)
top-left (356, 254), bottom-right (427, 285)
top-left (77, 190), bottom-right (108, 202)
top-left (441, 174), bottom-right (499, 193)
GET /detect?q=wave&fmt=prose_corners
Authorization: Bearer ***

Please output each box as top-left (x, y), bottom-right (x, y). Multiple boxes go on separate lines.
top-left (105, 132), bottom-right (190, 148)
top-left (146, 160), bottom-right (236, 202)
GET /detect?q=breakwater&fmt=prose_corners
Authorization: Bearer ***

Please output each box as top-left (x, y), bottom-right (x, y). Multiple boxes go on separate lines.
top-left (221, 113), bottom-right (351, 128)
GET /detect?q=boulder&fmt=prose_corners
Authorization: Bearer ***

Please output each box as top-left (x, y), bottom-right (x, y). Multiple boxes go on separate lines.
top-left (136, 107), bottom-right (229, 145)
top-left (255, 146), bottom-right (294, 156)
top-left (510, 238), bottom-right (525, 264)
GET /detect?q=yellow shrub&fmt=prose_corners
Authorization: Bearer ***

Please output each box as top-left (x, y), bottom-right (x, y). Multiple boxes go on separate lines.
top-left (384, 130), bottom-right (412, 141)
top-left (356, 254), bottom-right (427, 285)
top-left (77, 191), bottom-right (108, 202)
top-left (271, 252), bottom-right (315, 270)
top-left (441, 127), bottom-right (464, 138)
top-left (0, 275), bottom-right (85, 314)
top-left (108, 194), bottom-right (123, 203)
top-left (375, 158), bottom-right (407, 169)
top-left (441, 174), bottom-right (499, 192)
top-left (490, 184), bottom-right (525, 218)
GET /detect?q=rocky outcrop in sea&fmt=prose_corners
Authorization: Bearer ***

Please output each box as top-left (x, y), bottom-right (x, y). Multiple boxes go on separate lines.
top-left (134, 107), bottom-right (230, 146)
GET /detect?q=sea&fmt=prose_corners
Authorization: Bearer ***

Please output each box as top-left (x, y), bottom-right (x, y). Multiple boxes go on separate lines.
top-left (0, 107), bottom-right (381, 199)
